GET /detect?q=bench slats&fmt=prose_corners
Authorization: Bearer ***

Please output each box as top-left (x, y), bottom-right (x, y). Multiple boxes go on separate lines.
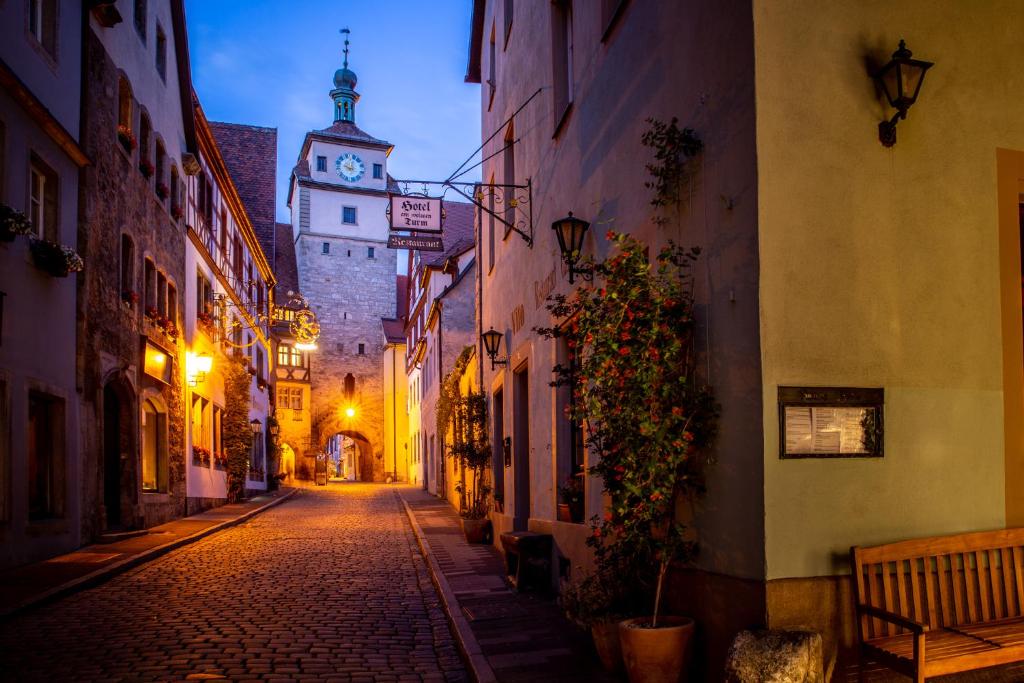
top-left (964, 552), bottom-right (978, 623)
top-left (910, 557), bottom-right (924, 626)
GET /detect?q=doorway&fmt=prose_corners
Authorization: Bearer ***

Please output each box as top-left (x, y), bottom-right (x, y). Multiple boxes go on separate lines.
top-left (512, 364), bottom-right (530, 530)
top-left (492, 387), bottom-right (505, 507)
top-left (102, 383), bottom-right (123, 529)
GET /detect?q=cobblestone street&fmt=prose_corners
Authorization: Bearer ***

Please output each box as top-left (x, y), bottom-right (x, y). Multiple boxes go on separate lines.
top-left (0, 484), bottom-right (468, 683)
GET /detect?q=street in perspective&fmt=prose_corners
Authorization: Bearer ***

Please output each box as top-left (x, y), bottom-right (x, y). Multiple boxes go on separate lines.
top-left (2, 1), bottom-right (1024, 682)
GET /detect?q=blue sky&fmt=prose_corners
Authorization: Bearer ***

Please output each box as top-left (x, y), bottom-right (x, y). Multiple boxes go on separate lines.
top-left (184, 1), bottom-right (482, 223)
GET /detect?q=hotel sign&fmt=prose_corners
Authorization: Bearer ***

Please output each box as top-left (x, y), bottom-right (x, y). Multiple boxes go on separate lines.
top-left (387, 234), bottom-right (444, 252)
top-left (389, 195), bottom-right (443, 233)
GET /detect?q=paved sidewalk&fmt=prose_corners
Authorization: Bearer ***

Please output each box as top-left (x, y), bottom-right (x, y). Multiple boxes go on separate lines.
top-left (400, 488), bottom-right (617, 683)
top-left (0, 487), bottom-right (295, 618)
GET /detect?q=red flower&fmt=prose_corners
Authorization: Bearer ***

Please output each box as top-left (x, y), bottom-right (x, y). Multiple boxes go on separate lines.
top-left (620, 331), bottom-right (631, 341)
top-left (671, 406), bottom-right (683, 417)
top-left (683, 431), bottom-right (695, 442)
top-left (618, 347), bottom-right (630, 356)
top-left (650, 492), bottom-right (662, 501)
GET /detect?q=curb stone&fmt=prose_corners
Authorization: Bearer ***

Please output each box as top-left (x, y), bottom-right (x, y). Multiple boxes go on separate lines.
top-left (399, 492), bottom-right (498, 683)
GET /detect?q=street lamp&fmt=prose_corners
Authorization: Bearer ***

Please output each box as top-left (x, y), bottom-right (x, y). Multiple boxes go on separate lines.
top-left (481, 328), bottom-right (507, 370)
top-left (552, 212), bottom-right (592, 283)
top-left (269, 421), bottom-right (280, 437)
top-left (249, 419), bottom-right (261, 434)
top-left (872, 39), bottom-right (933, 147)
top-left (345, 406), bottom-right (356, 418)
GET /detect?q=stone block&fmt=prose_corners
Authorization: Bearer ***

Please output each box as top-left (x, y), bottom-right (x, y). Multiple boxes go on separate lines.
top-left (724, 629), bottom-right (825, 683)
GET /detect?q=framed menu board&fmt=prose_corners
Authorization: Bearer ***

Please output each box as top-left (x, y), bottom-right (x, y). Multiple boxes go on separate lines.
top-left (778, 387), bottom-right (883, 459)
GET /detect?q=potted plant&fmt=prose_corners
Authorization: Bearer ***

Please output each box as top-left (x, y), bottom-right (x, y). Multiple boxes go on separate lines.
top-left (193, 445), bottom-right (211, 466)
top-left (117, 124), bottom-right (136, 153)
top-left (493, 490), bottom-right (504, 514)
top-left (156, 182), bottom-right (169, 200)
top-left (29, 239), bottom-right (84, 277)
top-left (540, 231), bottom-right (717, 683)
top-left (145, 306), bottom-right (159, 321)
top-left (557, 473), bottom-right (585, 523)
top-left (171, 205), bottom-right (184, 221)
top-left (139, 159), bottom-right (154, 178)
top-left (0, 205), bottom-right (34, 242)
top-left (561, 567), bottom-right (639, 674)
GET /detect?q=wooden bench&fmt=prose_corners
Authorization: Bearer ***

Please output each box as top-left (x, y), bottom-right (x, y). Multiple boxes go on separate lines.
top-left (851, 528), bottom-right (1024, 682)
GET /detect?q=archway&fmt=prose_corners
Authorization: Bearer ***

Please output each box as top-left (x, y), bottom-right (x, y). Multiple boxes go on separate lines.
top-left (102, 376), bottom-right (136, 530)
top-left (324, 430), bottom-right (375, 482)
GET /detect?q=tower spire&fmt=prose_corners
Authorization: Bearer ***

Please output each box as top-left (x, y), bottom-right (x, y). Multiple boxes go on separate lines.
top-left (331, 28), bottom-right (359, 124)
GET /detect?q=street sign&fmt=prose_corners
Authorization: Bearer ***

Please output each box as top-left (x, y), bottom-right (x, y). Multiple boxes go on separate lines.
top-left (389, 195), bottom-right (443, 232)
top-left (388, 234), bottom-right (444, 252)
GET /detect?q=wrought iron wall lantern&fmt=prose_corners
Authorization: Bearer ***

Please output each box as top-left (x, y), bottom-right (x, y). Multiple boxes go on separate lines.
top-left (214, 289), bottom-right (321, 352)
top-left (481, 328), bottom-right (508, 370)
top-left (552, 212), bottom-right (592, 283)
top-left (249, 419), bottom-right (262, 434)
top-left (872, 39), bottom-right (933, 147)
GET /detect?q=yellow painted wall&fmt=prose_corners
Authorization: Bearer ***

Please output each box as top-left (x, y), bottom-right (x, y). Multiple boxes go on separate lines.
top-left (383, 344), bottom-right (409, 482)
top-left (754, 0), bottom-right (1024, 579)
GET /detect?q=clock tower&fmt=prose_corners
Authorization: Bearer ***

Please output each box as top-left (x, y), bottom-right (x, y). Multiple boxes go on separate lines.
top-left (287, 32), bottom-right (399, 482)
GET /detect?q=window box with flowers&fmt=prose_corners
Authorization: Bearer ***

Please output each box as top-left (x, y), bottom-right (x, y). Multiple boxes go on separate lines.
top-left (145, 306), bottom-right (160, 321)
top-left (156, 315), bottom-right (178, 341)
top-left (197, 311), bottom-right (216, 334)
top-left (29, 239), bottom-right (84, 278)
top-left (171, 205), bottom-right (184, 221)
top-left (155, 183), bottom-right (169, 200)
top-left (139, 159), bottom-right (154, 178)
top-left (213, 452), bottom-right (227, 470)
top-left (0, 205), bottom-right (34, 242)
top-left (192, 445), bottom-right (211, 467)
top-left (117, 125), bottom-right (136, 154)
top-left (121, 290), bottom-right (139, 308)
top-left (256, 377), bottom-right (268, 391)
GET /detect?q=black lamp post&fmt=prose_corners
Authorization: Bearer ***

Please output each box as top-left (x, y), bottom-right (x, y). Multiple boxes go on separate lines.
top-left (872, 39), bottom-right (933, 147)
top-left (481, 328), bottom-right (507, 370)
top-left (552, 212), bottom-right (592, 283)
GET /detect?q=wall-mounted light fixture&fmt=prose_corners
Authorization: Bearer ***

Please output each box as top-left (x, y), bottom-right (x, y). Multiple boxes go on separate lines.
top-left (345, 406), bottom-right (356, 419)
top-left (872, 39), bottom-right (933, 147)
top-left (249, 418), bottom-right (262, 434)
top-left (552, 212), bottom-right (592, 283)
top-left (481, 328), bottom-right (508, 370)
top-left (186, 351), bottom-right (213, 386)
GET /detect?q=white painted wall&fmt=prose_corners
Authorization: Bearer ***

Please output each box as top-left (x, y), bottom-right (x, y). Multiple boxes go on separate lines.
top-left (306, 140), bottom-right (389, 193)
top-left (307, 186), bottom-right (389, 242)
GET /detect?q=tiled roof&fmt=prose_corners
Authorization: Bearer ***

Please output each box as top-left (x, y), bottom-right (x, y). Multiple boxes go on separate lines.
top-left (273, 222), bottom-right (299, 304)
top-left (209, 121), bottom-right (277, 261)
top-left (381, 318), bottom-right (406, 344)
top-left (314, 121), bottom-right (392, 148)
top-left (424, 201), bottom-right (476, 267)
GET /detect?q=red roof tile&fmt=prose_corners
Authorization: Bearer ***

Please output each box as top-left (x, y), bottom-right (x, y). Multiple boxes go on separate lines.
top-left (273, 222), bottom-right (299, 304)
top-left (381, 318), bottom-right (406, 344)
top-left (425, 200), bottom-right (476, 267)
top-left (209, 121), bottom-right (277, 260)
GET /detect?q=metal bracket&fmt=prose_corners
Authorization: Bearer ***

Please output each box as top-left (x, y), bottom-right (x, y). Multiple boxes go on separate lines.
top-left (390, 178), bottom-right (534, 247)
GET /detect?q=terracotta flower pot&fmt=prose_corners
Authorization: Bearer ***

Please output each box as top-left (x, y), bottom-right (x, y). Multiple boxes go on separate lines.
top-left (557, 503), bottom-right (572, 522)
top-left (618, 616), bottom-right (695, 683)
top-left (461, 518), bottom-right (493, 544)
top-left (591, 619), bottom-right (624, 674)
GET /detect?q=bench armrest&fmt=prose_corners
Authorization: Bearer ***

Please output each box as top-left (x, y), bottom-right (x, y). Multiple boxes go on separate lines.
top-left (857, 604), bottom-right (929, 634)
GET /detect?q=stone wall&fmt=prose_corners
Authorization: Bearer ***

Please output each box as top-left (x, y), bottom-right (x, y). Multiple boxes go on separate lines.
top-left (78, 30), bottom-right (188, 538)
top-left (296, 231), bottom-right (398, 482)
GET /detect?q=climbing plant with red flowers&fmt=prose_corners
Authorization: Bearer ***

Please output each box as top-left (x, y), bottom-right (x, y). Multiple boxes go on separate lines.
top-left (539, 230), bottom-right (717, 623)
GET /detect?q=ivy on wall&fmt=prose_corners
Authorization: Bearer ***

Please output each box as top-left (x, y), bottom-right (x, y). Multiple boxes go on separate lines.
top-left (223, 358), bottom-right (252, 502)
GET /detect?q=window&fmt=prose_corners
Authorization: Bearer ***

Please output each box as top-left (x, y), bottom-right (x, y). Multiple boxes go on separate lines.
top-left (778, 387), bottom-right (884, 459)
top-left (156, 271), bottom-right (167, 317)
top-left (322, 242), bottom-right (330, 255)
top-left (212, 406), bottom-right (224, 465)
top-left (155, 139), bottom-right (166, 193)
top-left (358, 343), bottom-right (365, 355)
top-left (289, 387), bottom-right (303, 411)
top-left (250, 423), bottom-right (265, 480)
top-left (601, 0), bottom-right (627, 40)
top-left (232, 235), bottom-right (243, 280)
top-left (372, 163), bottom-right (383, 179)
top-left (556, 334), bottom-right (584, 481)
top-left (219, 209), bottom-right (228, 261)
top-left (138, 113), bottom-right (151, 177)
top-left (28, 0), bottom-right (57, 59)
top-left (551, 0), bottom-right (574, 134)
top-left (134, 0), bottom-right (146, 41)
top-left (141, 399), bottom-right (167, 492)
top-left (170, 166), bottom-right (179, 214)
top-left (144, 258), bottom-right (155, 311)
top-left (487, 175), bottom-right (495, 272)
top-left (203, 174), bottom-right (214, 226)
top-left (167, 282), bottom-right (176, 324)
top-left (342, 206), bottom-right (357, 224)
top-left (488, 23), bottom-right (496, 109)
top-left (155, 24), bottom-right (167, 80)
top-left (28, 391), bottom-right (65, 520)
top-left (196, 269), bottom-right (213, 319)
top-left (367, 247), bottom-right (375, 259)
top-left (278, 344), bottom-right (304, 367)
top-left (29, 155), bottom-right (57, 241)
top-left (316, 156), bottom-right (327, 172)
top-left (504, 0), bottom-right (514, 46)
top-left (191, 394), bottom-right (210, 463)
top-left (256, 347), bottom-right (264, 381)
top-left (118, 77), bottom-right (133, 137)
top-left (504, 122), bottom-right (515, 236)
top-left (120, 235), bottom-right (134, 300)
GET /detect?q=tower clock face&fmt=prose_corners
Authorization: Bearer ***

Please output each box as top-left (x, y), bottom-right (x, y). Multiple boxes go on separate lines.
top-left (336, 152), bottom-right (365, 182)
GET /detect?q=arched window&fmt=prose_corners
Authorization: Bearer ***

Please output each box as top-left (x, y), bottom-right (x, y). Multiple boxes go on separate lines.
top-left (155, 138), bottom-right (166, 191)
top-left (344, 373), bottom-right (355, 399)
top-left (144, 258), bottom-right (155, 312)
top-left (118, 77), bottom-right (132, 134)
top-left (139, 112), bottom-right (151, 170)
top-left (141, 398), bottom-right (167, 492)
top-left (170, 165), bottom-right (179, 214)
top-left (120, 235), bottom-right (134, 300)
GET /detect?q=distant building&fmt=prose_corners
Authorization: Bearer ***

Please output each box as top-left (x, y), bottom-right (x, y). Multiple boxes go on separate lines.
top-left (466, 0), bottom-right (1024, 676)
top-left (0, 0), bottom-right (88, 568)
top-left (381, 275), bottom-right (410, 483)
top-left (403, 203), bottom-right (477, 495)
top-left (287, 42), bottom-right (402, 481)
